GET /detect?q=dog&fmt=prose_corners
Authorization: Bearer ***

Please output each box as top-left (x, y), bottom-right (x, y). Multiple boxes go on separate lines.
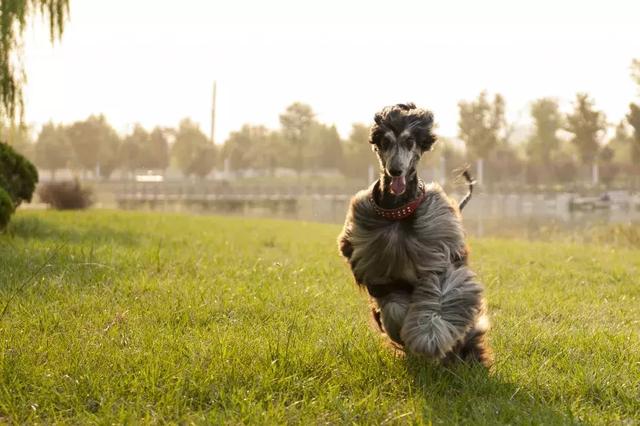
top-left (337, 103), bottom-right (492, 367)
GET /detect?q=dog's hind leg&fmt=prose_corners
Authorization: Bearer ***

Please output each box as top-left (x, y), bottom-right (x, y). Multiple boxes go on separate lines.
top-left (401, 267), bottom-right (483, 359)
top-left (444, 304), bottom-right (493, 367)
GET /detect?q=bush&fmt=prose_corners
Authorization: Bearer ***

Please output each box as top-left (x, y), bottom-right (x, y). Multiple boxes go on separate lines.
top-left (0, 188), bottom-right (13, 230)
top-left (0, 142), bottom-right (39, 207)
top-left (37, 180), bottom-right (93, 210)
top-left (0, 142), bottom-right (38, 229)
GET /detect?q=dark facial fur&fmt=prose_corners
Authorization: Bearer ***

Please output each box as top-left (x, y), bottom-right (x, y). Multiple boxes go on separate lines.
top-left (369, 103), bottom-right (436, 208)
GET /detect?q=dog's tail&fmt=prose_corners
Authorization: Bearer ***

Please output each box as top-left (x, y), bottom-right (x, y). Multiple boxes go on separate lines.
top-left (458, 170), bottom-right (475, 211)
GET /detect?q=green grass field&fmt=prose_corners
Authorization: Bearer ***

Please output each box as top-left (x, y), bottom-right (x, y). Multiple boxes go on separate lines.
top-left (1, 211), bottom-right (639, 424)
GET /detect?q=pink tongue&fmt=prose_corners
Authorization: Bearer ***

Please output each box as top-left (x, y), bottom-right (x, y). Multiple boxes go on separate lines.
top-left (390, 176), bottom-right (406, 195)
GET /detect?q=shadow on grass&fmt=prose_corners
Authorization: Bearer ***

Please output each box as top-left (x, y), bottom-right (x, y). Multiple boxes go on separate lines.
top-left (5, 215), bottom-right (142, 247)
top-left (403, 356), bottom-right (575, 424)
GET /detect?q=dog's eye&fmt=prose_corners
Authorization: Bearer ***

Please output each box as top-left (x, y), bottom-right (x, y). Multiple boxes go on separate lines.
top-left (379, 138), bottom-right (390, 150)
top-left (405, 137), bottom-right (415, 147)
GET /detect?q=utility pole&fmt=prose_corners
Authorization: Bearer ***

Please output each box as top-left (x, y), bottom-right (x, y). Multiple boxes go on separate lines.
top-left (210, 80), bottom-right (217, 144)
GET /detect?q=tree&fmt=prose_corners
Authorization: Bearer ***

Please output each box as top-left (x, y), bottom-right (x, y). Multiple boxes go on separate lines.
top-left (599, 142), bottom-right (614, 163)
top-left (606, 120), bottom-right (632, 165)
top-left (0, 0), bottom-right (64, 228)
top-left (279, 102), bottom-right (315, 175)
top-left (248, 130), bottom-right (288, 176)
top-left (171, 119), bottom-right (215, 178)
top-left (458, 92), bottom-right (509, 185)
top-left (491, 144), bottom-right (523, 185)
top-left (118, 128), bottom-right (141, 177)
top-left (120, 124), bottom-right (151, 174)
top-left (96, 129), bottom-right (120, 179)
top-left (189, 145), bottom-right (217, 179)
top-left (552, 151), bottom-right (578, 184)
top-left (0, 142), bottom-right (38, 209)
top-left (598, 145), bottom-right (619, 186)
top-left (123, 125), bottom-right (170, 173)
top-left (458, 92), bottom-right (506, 160)
top-left (147, 127), bottom-right (170, 172)
top-left (565, 93), bottom-right (607, 166)
top-left (1, 0), bottom-right (69, 122)
top-left (67, 115), bottom-right (120, 179)
top-left (307, 123), bottom-right (343, 172)
top-left (222, 124), bottom-right (264, 172)
top-left (527, 98), bottom-right (562, 164)
top-left (342, 123), bottom-right (378, 180)
top-left (34, 122), bottom-right (70, 179)
top-left (524, 98), bottom-right (564, 185)
top-left (221, 124), bottom-right (288, 175)
top-left (627, 103), bottom-right (640, 166)
top-left (611, 120), bottom-right (631, 146)
top-left (440, 142), bottom-right (467, 178)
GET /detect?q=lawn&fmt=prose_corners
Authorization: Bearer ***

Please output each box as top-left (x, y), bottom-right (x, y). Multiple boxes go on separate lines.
top-left (1, 210), bottom-right (639, 424)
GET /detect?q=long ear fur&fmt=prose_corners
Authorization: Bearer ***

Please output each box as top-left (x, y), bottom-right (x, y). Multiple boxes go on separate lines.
top-left (413, 109), bottom-right (437, 152)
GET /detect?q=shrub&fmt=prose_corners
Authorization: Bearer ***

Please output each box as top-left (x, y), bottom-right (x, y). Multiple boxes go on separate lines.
top-left (0, 188), bottom-right (13, 230)
top-left (37, 180), bottom-right (93, 210)
top-left (0, 142), bottom-right (38, 229)
top-left (0, 142), bottom-right (39, 207)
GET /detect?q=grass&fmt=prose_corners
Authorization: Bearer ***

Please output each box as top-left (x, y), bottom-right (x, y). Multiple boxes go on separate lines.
top-left (1, 210), bottom-right (639, 424)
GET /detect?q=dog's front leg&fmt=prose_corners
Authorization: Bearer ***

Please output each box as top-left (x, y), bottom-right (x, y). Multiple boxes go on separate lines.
top-left (374, 291), bottom-right (411, 345)
top-left (338, 233), bottom-right (353, 260)
top-left (338, 224), bottom-right (367, 284)
top-left (337, 217), bottom-right (355, 260)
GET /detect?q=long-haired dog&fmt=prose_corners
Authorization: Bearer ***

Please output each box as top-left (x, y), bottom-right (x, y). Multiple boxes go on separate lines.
top-left (337, 103), bottom-right (492, 367)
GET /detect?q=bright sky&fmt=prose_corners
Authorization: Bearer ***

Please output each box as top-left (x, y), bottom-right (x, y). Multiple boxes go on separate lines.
top-left (22, 0), bottom-right (640, 143)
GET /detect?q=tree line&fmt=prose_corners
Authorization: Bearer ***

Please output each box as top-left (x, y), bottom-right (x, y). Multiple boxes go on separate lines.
top-left (4, 117), bottom-right (215, 180)
top-left (2, 103), bottom-right (379, 181)
top-left (3, 59), bottom-right (640, 187)
top-left (457, 83), bottom-right (640, 187)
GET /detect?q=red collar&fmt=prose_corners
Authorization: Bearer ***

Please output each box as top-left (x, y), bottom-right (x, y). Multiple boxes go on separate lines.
top-left (369, 181), bottom-right (427, 221)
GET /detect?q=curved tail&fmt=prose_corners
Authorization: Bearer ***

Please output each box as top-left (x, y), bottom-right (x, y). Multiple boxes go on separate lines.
top-left (458, 170), bottom-right (475, 211)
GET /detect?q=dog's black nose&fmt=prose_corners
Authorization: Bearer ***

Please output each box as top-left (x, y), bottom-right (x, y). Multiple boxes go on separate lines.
top-left (388, 168), bottom-right (402, 177)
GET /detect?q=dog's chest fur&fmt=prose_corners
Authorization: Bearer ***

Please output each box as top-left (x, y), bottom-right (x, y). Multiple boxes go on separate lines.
top-left (344, 182), bottom-right (467, 287)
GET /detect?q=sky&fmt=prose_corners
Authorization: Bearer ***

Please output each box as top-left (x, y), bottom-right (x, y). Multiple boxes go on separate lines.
top-left (22, 0), bottom-right (640, 143)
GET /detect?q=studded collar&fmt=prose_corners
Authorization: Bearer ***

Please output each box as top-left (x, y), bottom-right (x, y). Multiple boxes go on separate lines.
top-left (369, 180), bottom-right (427, 221)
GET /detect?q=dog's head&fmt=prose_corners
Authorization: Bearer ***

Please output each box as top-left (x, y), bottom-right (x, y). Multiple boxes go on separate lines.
top-left (370, 103), bottom-right (436, 195)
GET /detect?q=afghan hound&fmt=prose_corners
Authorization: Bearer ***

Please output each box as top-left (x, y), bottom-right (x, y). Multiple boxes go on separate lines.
top-left (337, 103), bottom-right (492, 366)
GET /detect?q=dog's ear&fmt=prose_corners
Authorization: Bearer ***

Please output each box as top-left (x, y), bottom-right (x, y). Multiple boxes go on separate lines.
top-left (374, 111), bottom-right (384, 127)
top-left (370, 111), bottom-right (387, 145)
top-left (414, 110), bottom-right (437, 152)
top-left (369, 124), bottom-right (380, 145)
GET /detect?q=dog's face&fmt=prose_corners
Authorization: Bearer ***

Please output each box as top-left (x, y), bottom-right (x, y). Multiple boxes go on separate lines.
top-left (370, 103), bottom-right (436, 195)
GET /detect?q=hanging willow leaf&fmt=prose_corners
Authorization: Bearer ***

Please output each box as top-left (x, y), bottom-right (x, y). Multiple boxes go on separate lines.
top-left (1, 0), bottom-right (69, 122)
